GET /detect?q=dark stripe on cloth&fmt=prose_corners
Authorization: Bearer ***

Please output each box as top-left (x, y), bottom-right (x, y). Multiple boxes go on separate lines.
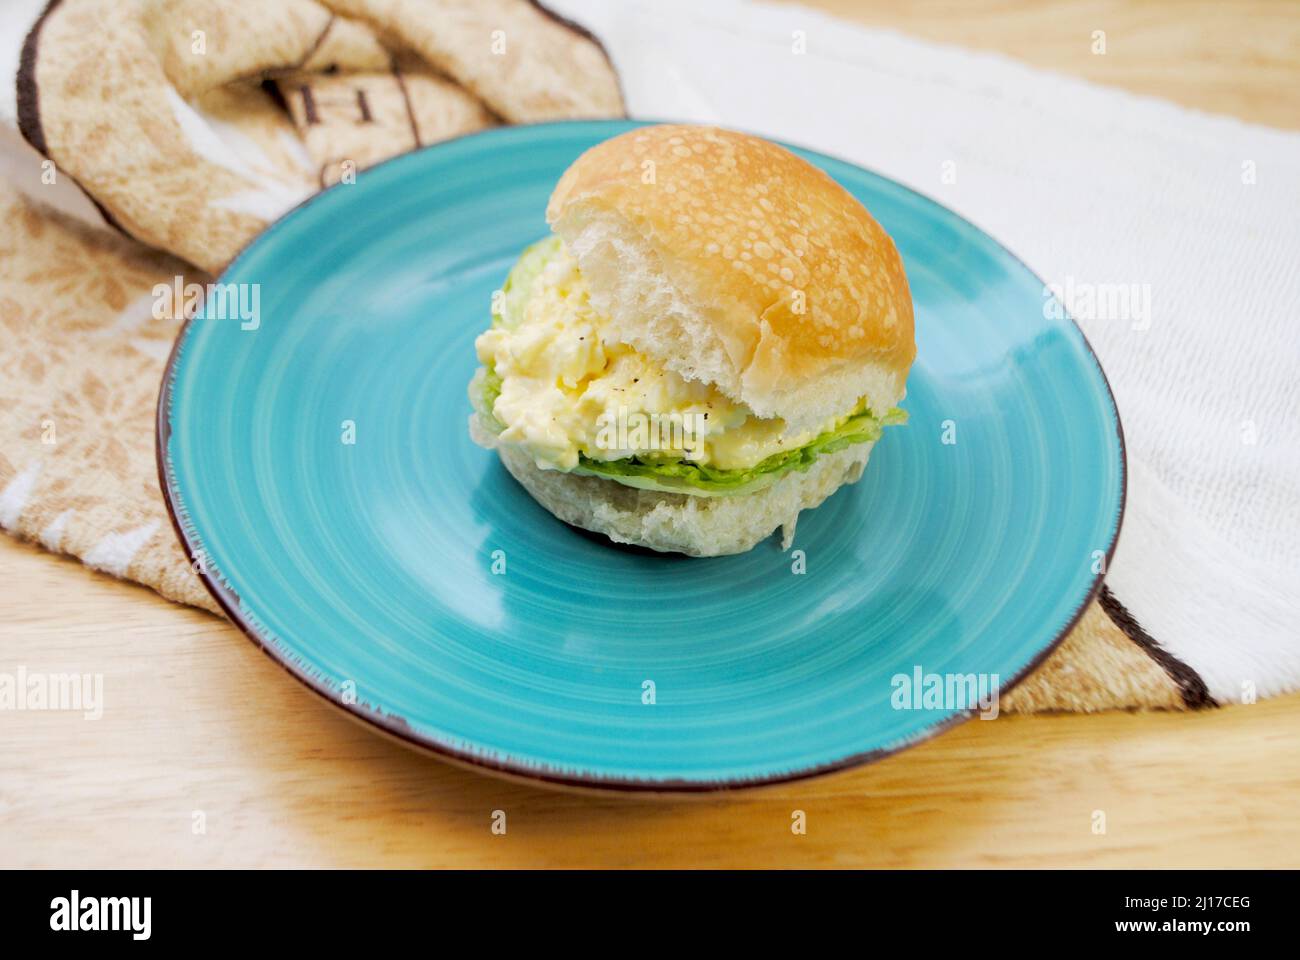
top-left (1100, 585), bottom-right (1218, 709)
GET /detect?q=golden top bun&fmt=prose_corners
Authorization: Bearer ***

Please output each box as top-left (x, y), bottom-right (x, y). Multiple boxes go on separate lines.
top-left (546, 124), bottom-right (915, 427)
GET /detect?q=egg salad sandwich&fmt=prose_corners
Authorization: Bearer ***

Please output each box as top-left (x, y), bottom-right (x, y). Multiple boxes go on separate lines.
top-left (468, 124), bottom-right (915, 556)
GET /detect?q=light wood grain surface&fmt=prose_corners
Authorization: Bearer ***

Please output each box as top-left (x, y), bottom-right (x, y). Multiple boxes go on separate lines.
top-left (3, 0), bottom-right (1299, 868)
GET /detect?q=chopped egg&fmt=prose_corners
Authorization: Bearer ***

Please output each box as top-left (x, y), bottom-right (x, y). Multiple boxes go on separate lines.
top-left (475, 239), bottom-right (858, 472)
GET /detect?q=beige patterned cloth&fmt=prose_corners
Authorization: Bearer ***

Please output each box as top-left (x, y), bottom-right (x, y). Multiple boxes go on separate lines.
top-left (0, 0), bottom-right (1196, 713)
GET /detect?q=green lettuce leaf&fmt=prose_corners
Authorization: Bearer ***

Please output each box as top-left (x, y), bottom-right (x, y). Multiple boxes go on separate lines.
top-left (573, 407), bottom-right (904, 496)
top-left (493, 235), bottom-right (561, 330)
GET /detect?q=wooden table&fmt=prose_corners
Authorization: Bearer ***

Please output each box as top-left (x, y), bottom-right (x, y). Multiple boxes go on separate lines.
top-left (4, 0), bottom-right (1299, 868)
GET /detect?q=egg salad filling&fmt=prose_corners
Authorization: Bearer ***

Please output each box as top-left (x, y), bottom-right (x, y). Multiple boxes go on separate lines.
top-left (471, 236), bottom-right (906, 497)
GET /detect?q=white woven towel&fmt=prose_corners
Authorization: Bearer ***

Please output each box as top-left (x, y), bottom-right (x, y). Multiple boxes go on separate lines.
top-left (547, 0), bottom-right (1300, 703)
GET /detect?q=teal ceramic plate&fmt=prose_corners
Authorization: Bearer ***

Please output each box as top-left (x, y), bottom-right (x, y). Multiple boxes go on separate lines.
top-left (158, 120), bottom-right (1124, 791)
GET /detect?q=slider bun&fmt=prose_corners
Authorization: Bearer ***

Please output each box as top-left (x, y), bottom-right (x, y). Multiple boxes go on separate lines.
top-left (546, 124), bottom-right (915, 430)
top-left (475, 413), bottom-right (875, 556)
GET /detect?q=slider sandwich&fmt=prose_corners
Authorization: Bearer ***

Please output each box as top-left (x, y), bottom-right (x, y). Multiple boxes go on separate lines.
top-left (469, 125), bottom-right (915, 556)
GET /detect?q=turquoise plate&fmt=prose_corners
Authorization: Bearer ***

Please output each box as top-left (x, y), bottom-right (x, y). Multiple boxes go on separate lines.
top-left (158, 120), bottom-right (1124, 791)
